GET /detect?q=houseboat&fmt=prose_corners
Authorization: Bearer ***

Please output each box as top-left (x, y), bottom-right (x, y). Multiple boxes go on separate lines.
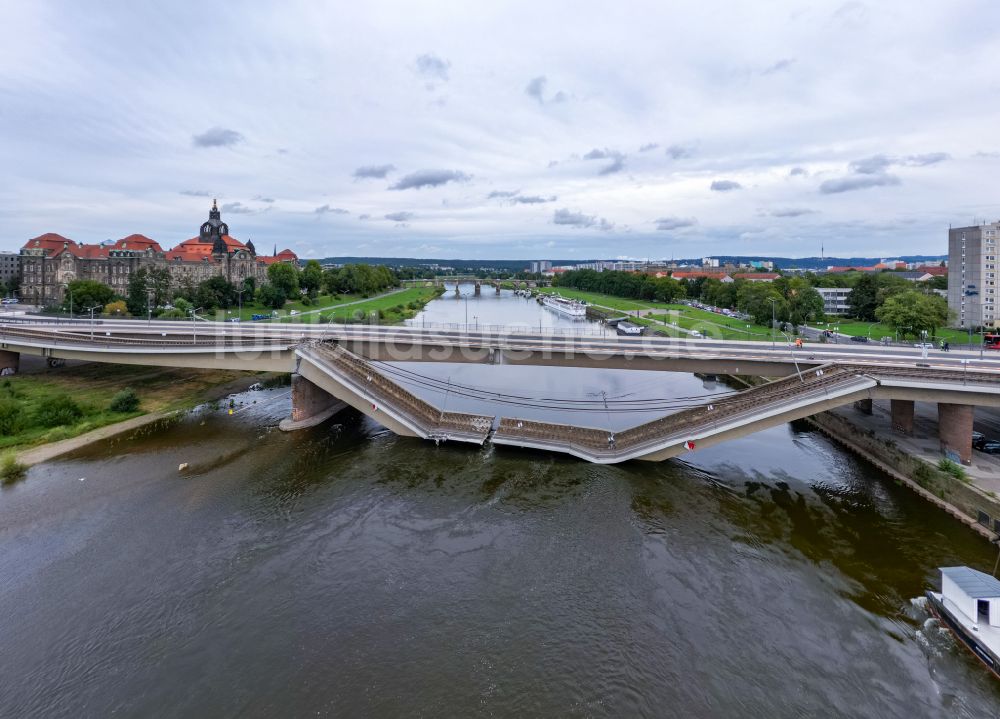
top-left (926, 565), bottom-right (1000, 678)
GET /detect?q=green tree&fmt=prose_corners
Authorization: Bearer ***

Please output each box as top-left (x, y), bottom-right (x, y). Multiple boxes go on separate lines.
top-left (737, 283), bottom-right (786, 327)
top-left (125, 267), bottom-right (172, 317)
top-left (257, 282), bottom-right (286, 309)
top-left (300, 260), bottom-right (323, 297)
top-left (63, 279), bottom-right (115, 313)
top-left (782, 277), bottom-right (825, 326)
top-left (875, 290), bottom-right (949, 339)
top-left (267, 262), bottom-right (300, 297)
top-left (847, 273), bottom-right (879, 321)
top-left (195, 276), bottom-right (237, 310)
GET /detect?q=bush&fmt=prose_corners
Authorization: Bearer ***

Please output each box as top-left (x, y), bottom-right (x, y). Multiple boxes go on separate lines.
top-left (937, 458), bottom-right (968, 481)
top-left (109, 388), bottom-right (140, 413)
top-left (33, 394), bottom-right (83, 428)
top-left (0, 452), bottom-right (26, 484)
top-left (0, 398), bottom-right (25, 435)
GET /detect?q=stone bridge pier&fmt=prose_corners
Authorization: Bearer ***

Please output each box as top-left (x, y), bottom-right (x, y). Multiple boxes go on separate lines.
top-left (474, 281), bottom-right (481, 296)
top-left (0, 349), bottom-right (19, 375)
top-left (890, 399), bottom-right (915, 435)
top-left (279, 373), bottom-right (346, 431)
top-left (938, 402), bottom-right (974, 465)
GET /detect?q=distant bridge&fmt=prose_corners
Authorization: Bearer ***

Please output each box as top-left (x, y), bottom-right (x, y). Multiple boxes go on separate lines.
top-left (3, 318), bottom-right (999, 464)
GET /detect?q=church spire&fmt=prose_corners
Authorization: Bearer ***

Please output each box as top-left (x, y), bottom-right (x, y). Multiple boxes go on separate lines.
top-left (209, 199), bottom-right (221, 221)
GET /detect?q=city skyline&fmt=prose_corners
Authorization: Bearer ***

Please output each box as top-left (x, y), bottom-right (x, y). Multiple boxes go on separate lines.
top-left (2, 1), bottom-right (999, 259)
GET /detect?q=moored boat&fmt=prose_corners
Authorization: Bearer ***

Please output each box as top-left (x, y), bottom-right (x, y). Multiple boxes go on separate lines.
top-left (615, 320), bottom-right (644, 336)
top-left (541, 294), bottom-right (587, 318)
top-left (925, 566), bottom-right (1000, 679)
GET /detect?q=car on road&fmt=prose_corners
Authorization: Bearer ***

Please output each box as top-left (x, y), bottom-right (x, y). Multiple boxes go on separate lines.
top-left (914, 342), bottom-right (934, 349)
top-left (689, 330), bottom-right (702, 338)
top-left (850, 335), bottom-right (869, 343)
top-left (980, 441), bottom-right (1000, 455)
top-left (973, 431), bottom-right (987, 450)
top-left (1, 298), bottom-right (19, 305)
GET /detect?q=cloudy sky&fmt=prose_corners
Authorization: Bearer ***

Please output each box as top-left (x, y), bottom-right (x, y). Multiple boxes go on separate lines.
top-left (1, 0), bottom-right (999, 260)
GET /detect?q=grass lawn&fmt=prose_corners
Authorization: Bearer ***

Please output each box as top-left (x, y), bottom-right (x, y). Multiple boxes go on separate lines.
top-left (818, 320), bottom-right (981, 345)
top-left (291, 286), bottom-right (442, 325)
top-left (649, 307), bottom-right (774, 340)
top-left (535, 287), bottom-right (679, 312)
top-left (0, 364), bottom-right (255, 452)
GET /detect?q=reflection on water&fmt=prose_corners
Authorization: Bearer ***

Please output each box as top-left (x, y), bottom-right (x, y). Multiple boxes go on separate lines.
top-left (2, 289), bottom-right (1000, 717)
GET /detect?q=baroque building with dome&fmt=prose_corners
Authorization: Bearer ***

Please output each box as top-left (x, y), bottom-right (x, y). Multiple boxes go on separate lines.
top-left (18, 200), bottom-right (298, 305)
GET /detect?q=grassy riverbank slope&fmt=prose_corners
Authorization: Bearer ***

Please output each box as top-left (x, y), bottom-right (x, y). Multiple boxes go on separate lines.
top-left (0, 364), bottom-right (258, 452)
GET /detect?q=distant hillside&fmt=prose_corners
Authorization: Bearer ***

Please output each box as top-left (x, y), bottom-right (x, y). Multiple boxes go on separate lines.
top-left (319, 255), bottom-right (948, 271)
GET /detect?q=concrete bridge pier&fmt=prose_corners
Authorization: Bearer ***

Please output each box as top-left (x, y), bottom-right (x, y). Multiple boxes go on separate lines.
top-left (890, 399), bottom-right (915, 435)
top-left (938, 402), bottom-right (974, 465)
top-left (279, 373), bottom-right (347, 431)
top-left (0, 349), bottom-right (19, 375)
top-left (853, 398), bottom-right (873, 415)
top-left (454, 284), bottom-right (461, 297)
top-left (495, 282), bottom-right (501, 295)
top-left (474, 281), bottom-right (481, 297)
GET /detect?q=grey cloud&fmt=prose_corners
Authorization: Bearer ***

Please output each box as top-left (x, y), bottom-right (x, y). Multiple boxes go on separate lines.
top-left (974, 150), bottom-right (1000, 159)
top-left (488, 190), bottom-right (518, 199)
top-left (512, 195), bottom-right (556, 204)
top-left (315, 204), bottom-right (349, 215)
top-left (639, 142), bottom-right (659, 152)
top-left (551, 90), bottom-right (568, 103)
top-left (547, 160), bottom-right (560, 168)
top-left (819, 174), bottom-right (901, 193)
top-left (553, 208), bottom-right (613, 230)
top-left (665, 143), bottom-right (694, 159)
top-left (789, 167), bottom-right (808, 176)
top-left (253, 195), bottom-right (275, 203)
top-left (710, 180), bottom-right (742, 192)
top-left (766, 207), bottom-right (818, 217)
top-left (353, 164), bottom-right (396, 180)
top-left (384, 211), bottom-right (414, 222)
top-left (415, 54), bottom-right (450, 82)
top-left (655, 216), bottom-right (697, 231)
top-left (850, 155), bottom-right (893, 174)
top-left (180, 190), bottom-right (210, 197)
top-left (761, 58), bottom-right (795, 75)
top-left (358, 214), bottom-right (371, 220)
top-left (525, 76), bottom-right (547, 103)
top-left (192, 127), bottom-right (244, 148)
top-left (904, 152), bottom-right (950, 166)
top-left (389, 169), bottom-right (471, 190)
top-left (584, 148), bottom-right (626, 175)
top-left (599, 155), bottom-right (626, 175)
top-left (221, 202), bottom-right (253, 214)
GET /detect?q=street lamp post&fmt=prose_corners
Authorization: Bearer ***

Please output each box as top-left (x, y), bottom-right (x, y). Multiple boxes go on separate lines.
top-left (86, 305), bottom-right (99, 342)
top-left (768, 298), bottom-right (777, 350)
top-left (190, 307), bottom-right (203, 344)
top-left (63, 284), bottom-right (73, 321)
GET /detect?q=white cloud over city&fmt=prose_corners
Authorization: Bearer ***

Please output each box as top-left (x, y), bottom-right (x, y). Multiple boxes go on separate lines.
top-left (0, 0), bottom-right (998, 259)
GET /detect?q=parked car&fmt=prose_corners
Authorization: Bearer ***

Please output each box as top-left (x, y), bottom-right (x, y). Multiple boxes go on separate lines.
top-left (973, 431), bottom-right (987, 450)
top-left (980, 441), bottom-right (1000, 455)
top-left (1, 298), bottom-right (19, 305)
top-left (850, 335), bottom-right (869, 343)
top-left (689, 330), bottom-right (702, 338)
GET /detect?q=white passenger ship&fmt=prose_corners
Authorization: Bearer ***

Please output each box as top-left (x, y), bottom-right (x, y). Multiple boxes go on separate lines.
top-left (541, 294), bottom-right (587, 318)
top-left (926, 565), bottom-right (1000, 679)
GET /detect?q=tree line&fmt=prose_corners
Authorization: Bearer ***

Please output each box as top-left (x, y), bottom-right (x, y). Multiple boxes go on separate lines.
top-left (58, 261), bottom-right (399, 317)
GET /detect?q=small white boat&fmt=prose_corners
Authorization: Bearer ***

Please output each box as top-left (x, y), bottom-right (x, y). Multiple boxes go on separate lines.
top-left (615, 320), bottom-right (644, 336)
top-left (926, 566), bottom-right (1000, 678)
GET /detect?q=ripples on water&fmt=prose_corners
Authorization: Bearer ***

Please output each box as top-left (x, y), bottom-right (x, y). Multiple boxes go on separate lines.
top-left (1, 289), bottom-right (1000, 717)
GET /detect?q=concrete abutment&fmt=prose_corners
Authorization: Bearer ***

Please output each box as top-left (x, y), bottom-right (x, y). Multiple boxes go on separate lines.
top-left (279, 372), bottom-right (346, 431)
top-left (0, 349), bottom-right (19, 374)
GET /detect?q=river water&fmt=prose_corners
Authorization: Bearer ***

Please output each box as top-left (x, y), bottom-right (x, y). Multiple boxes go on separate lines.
top-left (2, 285), bottom-right (1000, 717)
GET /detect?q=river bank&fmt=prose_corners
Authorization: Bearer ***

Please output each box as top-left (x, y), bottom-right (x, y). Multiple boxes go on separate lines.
top-left (725, 373), bottom-right (1000, 542)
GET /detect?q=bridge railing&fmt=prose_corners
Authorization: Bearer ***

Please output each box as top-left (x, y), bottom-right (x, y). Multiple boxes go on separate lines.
top-left (309, 343), bottom-right (493, 440)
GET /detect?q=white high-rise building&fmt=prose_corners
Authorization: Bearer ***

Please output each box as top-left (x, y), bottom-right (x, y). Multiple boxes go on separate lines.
top-left (948, 222), bottom-right (999, 328)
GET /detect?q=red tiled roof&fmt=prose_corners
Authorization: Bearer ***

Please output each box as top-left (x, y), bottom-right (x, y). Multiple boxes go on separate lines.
top-left (23, 233), bottom-right (76, 254)
top-left (166, 250), bottom-right (216, 262)
top-left (671, 271), bottom-right (730, 279)
top-left (915, 265), bottom-right (947, 276)
top-left (172, 235), bottom-right (247, 253)
top-left (115, 234), bottom-right (164, 252)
